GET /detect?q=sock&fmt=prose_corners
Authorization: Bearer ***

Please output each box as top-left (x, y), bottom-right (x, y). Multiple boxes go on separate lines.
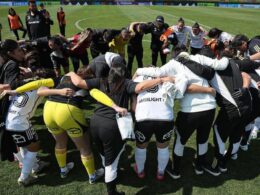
top-left (106, 179), bottom-right (117, 195)
top-left (157, 147), bottom-right (169, 173)
top-left (100, 154), bottom-right (105, 167)
top-left (174, 130), bottom-right (184, 156)
top-left (20, 147), bottom-right (28, 159)
top-left (173, 153), bottom-right (181, 172)
top-left (197, 154), bottom-right (207, 166)
top-left (14, 151), bottom-right (23, 164)
top-left (20, 150), bottom-right (37, 180)
top-left (81, 154), bottom-right (95, 176)
top-left (55, 148), bottom-right (67, 170)
top-left (135, 148), bottom-right (147, 173)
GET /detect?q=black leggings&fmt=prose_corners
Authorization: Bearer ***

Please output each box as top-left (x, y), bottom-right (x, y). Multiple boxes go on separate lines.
top-left (12, 27), bottom-right (27, 40)
top-left (151, 46), bottom-right (167, 66)
top-left (59, 24), bottom-right (66, 36)
top-left (70, 50), bottom-right (89, 72)
top-left (127, 45), bottom-right (143, 75)
top-left (213, 108), bottom-right (249, 163)
top-left (173, 109), bottom-right (215, 169)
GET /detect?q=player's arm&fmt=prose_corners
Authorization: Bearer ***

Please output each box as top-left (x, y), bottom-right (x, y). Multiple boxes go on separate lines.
top-left (241, 72), bottom-right (251, 88)
top-left (160, 26), bottom-right (174, 42)
top-left (0, 84), bottom-right (10, 93)
top-left (250, 52), bottom-right (260, 61)
top-left (89, 88), bottom-right (127, 115)
top-left (37, 87), bottom-right (74, 97)
top-left (15, 79), bottom-right (55, 93)
top-left (186, 84), bottom-right (216, 97)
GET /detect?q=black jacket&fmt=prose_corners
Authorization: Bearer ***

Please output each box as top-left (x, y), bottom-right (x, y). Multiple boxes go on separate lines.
top-left (25, 10), bottom-right (47, 40)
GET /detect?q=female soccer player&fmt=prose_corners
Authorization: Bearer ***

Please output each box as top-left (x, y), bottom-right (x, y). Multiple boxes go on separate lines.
top-left (7, 8), bottom-right (27, 40)
top-left (70, 62), bottom-right (176, 195)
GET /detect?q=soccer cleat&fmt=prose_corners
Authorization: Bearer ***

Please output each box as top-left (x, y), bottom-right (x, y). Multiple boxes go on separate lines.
top-left (89, 168), bottom-right (105, 184)
top-left (165, 164), bottom-right (181, 179)
top-left (17, 174), bottom-right (38, 186)
top-left (218, 160), bottom-right (227, 173)
top-left (60, 162), bottom-right (74, 179)
top-left (32, 161), bottom-right (50, 174)
top-left (250, 129), bottom-right (258, 139)
top-left (110, 191), bottom-right (125, 195)
top-left (231, 153), bottom-right (238, 160)
top-left (156, 170), bottom-right (165, 181)
top-left (203, 164), bottom-right (220, 176)
top-left (193, 162), bottom-right (204, 175)
top-left (240, 144), bottom-right (248, 151)
top-left (133, 164), bottom-right (145, 179)
top-left (224, 150), bottom-right (238, 161)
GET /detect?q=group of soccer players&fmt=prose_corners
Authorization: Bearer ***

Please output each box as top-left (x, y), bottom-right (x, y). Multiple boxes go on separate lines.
top-left (1, 2), bottom-right (260, 195)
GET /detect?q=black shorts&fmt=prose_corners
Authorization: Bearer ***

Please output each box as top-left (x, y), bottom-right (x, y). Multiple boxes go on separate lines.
top-left (7, 127), bottom-right (39, 147)
top-left (135, 120), bottom-right (174, 144)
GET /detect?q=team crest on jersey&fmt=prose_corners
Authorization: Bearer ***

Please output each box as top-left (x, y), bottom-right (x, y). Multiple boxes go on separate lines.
top-left (143, 76), bottom-right (159, 93)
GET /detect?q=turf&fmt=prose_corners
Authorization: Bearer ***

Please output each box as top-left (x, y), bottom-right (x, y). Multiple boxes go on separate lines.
top-left (0, 5), bottom-right (260, 195)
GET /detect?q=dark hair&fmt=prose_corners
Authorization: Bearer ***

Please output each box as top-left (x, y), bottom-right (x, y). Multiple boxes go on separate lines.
top-left (39, 3), bottom-right (44, 7)
top-left (104, 59), bottom-right (127, 94)
top-left (28, 0), bottom-right (36, 5)
top-left (108, 63), bottom-right (126, 84)
top-left (121, 28), bottom-right (130, 34)
top-left (199, 47), bottom-right (215, 59)
top-left (178, 17), bottom-right (185, 24)
top-left (8, 8), bottom-right (16, 15)
top-left (138, 23), bottom-right (149, 33)
top-left (199, 39), bottom-right (225, 59)
top-left (192, 22), bottom-right (200, 29)
top-left (49, 35), bottom-right (63, 47)
top-left (0, 39), bottom-right (19, 61)
top-left (231, 34), bottom-right (249, 48)
top-left (103, 30), bottom-right (119, 43)
top-left (77, 66), bottom-right (94, 79)
top-left (208, 28), bottom-right (223, 38)
top-left (172, 45), bottom-right (188, 59)
top-left (34, 68), bottom-right (56, 79)
top-left (25, 50), bottom-right (40, 70)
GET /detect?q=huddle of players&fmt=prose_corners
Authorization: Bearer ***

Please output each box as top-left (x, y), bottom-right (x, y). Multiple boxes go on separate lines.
top-left (1, 5), bottom-right (260, 195)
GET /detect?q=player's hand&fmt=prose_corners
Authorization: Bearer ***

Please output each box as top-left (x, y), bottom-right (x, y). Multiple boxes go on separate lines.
top-left (0, 90), bottom-right (16, 100)
top-left (160, 35), bottom-right (167, 42)
top-left (257, 81), bottom-right (260, 89)
top-left (0, 84), bottom-right (10, 93)
top-left (113, 105), bottom-right (128, 116)
top-left (208, 87), bottom-right (216, 97)
top-left (59, 88), bottom-right (75, 97)
top-left (19, 67), bottom-right (33, 77)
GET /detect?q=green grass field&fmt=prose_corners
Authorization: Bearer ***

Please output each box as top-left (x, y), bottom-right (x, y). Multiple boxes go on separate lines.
top-left (1, 5), bottom-right (260, 195)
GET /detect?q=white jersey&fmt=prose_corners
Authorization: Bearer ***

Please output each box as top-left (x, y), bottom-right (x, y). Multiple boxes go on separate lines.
top-left (5, 90), bottom-right (43, 131)
top-left (134, 75), bottom-right (187, 122)
top-left (189, 31), bottom-right (206, 49)
top-left (172, 26), bottom-right (191, 46)
top-left (136, 57), bottom-right (221, 113)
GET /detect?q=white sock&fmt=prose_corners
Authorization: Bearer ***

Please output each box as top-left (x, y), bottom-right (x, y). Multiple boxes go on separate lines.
top-left (157, 147), bottom-right (169, 173)
top-left (60, 166), bottom-right (68, 173)
top-left (32, 161), bottom-right (39, 171)
top-left (20, 150), bottom-right (37, 180)
top-left (135, 148), bottom-right (147, 173)
top-left (20, 147), bottom-right (28, 159)
top-left (14, 151), bottom-right (23, 163)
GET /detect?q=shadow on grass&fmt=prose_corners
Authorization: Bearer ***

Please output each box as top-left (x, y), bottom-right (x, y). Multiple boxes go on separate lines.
top-left (117, 141), bottom-right (260, 195)
top-left (32, 109), bottom-right (260, 193)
